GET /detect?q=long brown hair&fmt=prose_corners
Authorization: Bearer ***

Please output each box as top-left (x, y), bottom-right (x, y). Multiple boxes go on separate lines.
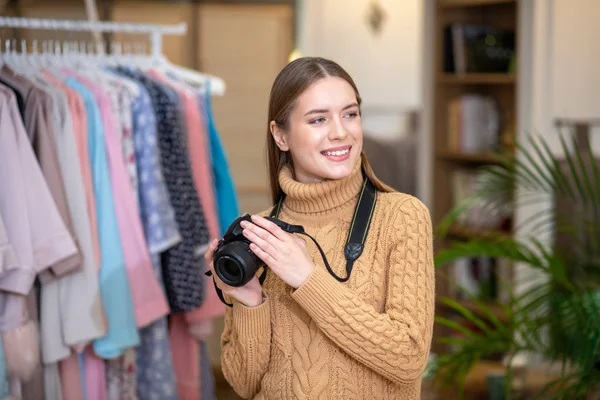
top-left (266, 56), bottom-right (395, 204)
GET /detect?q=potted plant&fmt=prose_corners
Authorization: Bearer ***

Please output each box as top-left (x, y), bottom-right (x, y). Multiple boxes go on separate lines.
top-left (432, 131), bottom-right (600, 399)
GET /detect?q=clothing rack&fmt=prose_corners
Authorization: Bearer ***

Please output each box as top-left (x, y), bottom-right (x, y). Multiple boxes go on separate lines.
top-left (0, 16), bottom-right (226, 96)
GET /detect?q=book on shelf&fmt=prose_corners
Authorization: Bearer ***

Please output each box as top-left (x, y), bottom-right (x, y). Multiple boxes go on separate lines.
top-left (448, 94), bottom-right (500, 153)
top-left (443, 22), bottom-right (515, 74)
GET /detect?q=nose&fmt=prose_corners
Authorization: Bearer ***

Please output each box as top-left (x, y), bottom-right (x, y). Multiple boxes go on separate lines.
top-left (328, 116), bottom-right (348, 141)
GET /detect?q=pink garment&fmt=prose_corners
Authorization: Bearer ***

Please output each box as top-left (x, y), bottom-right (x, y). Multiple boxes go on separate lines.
top-left (0, 67), bottom-right (82, 278)
top-left (0, 87), bottom-right (77, 330)
top-left (0, 87), bottom-right (78, 282)
top-left (169, 315), bottom-right (200, 400)
top-left (149, 70), bottom-right (220, 240)
top-left (63, 70), bottom-right (169, 327)
top-left (43, 70), bottom-right (102, 272)
top-left (59, 354), bottom-right (84, 400)
top-left (84, 348), bottom-right (107, 400)
top-left (0, 92), bottom-right (35, 300)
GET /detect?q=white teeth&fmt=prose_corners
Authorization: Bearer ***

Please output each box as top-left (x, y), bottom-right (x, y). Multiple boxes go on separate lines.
top-left (324, 149), bottom-right (349, 156)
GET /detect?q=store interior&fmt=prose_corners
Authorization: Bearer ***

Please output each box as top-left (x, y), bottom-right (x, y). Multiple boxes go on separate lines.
top-left (1, 0), bottom-right (599, 398)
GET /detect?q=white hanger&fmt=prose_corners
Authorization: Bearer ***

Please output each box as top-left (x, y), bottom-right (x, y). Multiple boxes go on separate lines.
top-left (153, 56), bottom-right (226, 96)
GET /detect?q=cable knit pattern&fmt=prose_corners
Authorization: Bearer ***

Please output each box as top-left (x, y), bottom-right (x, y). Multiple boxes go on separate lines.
top-left (220, 160), bottom-right (435, 399)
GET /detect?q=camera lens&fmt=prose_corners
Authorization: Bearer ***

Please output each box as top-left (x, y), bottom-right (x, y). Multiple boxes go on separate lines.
top-left (213, 241), bottom-right (261, 287)
top-left (219, 256), bottom-right (242, 281)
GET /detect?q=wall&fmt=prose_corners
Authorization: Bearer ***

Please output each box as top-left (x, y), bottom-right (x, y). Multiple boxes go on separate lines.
top-left (551, 0), bottom-right (600, 123)
top-left (296, 0), bottom-right (424, 140)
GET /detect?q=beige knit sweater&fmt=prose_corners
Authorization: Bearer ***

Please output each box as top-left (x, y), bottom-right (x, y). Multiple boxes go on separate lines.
top-left (220, 160), bottom-right (435, 399)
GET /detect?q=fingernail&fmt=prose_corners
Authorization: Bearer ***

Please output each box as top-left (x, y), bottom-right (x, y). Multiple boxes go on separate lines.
top-left (240, 221), bottom-right (248, 228)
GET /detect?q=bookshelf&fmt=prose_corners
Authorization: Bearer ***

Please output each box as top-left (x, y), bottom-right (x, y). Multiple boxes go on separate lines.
top-left (431, 0), bottom-right (519, 356)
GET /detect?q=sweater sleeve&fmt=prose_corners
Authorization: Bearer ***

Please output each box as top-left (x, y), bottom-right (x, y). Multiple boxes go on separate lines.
top-left (291, 197), bottom-right (435, 385)
top-left (220, 295), bottom-right (272, 399)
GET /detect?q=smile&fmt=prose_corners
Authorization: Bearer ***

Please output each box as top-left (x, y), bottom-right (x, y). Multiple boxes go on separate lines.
top-left (323, 148), bottom-right (350, 156)
top-left (320, 146), bottom-right (352, 162)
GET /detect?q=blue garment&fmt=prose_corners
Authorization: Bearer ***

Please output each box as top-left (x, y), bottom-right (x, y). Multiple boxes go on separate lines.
top-left (199, 86), bottom-right (239, 235)
top-left (120, 76), bottom-right (179, 400)
top-left (65, 78), bottom-right (139, 358)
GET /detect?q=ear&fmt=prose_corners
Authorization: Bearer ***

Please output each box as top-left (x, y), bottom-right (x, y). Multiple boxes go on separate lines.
top-left (270, 121), bottom-right (289, 151)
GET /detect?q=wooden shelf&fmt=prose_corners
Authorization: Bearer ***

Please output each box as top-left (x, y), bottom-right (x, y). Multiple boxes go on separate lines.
top-left (436, 150), bottom-right (503, 164)
top-left (437, 73), bottom-right (516, 85)
top-left (431, 0), bottom-right (518, 359)
top-left (438, 0), bottom-right (516, 8)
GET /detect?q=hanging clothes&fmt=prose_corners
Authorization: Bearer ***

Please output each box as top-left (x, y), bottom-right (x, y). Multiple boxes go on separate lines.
top-left (115, 67), bottom-right (210, 313)
top-left (114, 71), bottom-right (180, 400)
top-left (0, 81), bottom-right (78, 399)
top-left (0, 32), bottom-right (236, 400)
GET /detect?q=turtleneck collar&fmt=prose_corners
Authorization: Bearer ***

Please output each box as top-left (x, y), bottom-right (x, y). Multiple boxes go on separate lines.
top-left (278, 159), bottom-right (364, 215)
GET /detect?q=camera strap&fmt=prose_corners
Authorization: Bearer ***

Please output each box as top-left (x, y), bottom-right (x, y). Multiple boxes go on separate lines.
top-left (267, 172), bottom-right (377, 284)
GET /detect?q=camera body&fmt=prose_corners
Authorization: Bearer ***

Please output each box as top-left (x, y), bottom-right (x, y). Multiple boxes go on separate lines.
top-left (213, 213), bottom-right (261, 287)
top-left (213, 213), bottom-right (297, 287)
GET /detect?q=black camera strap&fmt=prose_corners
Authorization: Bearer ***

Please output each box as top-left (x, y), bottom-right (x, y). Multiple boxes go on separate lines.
top-left (209, 171), bottom-right (377, 308)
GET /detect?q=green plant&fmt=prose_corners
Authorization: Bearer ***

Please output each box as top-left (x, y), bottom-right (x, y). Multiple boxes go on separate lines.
top-left (433, 132), bottom-right (600, 399)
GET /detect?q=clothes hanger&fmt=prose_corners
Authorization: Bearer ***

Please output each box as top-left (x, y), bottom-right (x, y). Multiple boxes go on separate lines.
top-left (149, 48), bottom-right (225, 96)
top-left (4, 38), bottom-right (26, 77)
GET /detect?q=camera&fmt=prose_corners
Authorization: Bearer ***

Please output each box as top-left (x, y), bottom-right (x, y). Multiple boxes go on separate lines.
top-left (213, 213), bottom-right (300, 287)
top-left (213, 214), bottom-right (261, 287)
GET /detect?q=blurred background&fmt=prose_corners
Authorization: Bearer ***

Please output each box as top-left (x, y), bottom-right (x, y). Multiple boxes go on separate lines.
top-left (1, 0), bottom-right (599, 399)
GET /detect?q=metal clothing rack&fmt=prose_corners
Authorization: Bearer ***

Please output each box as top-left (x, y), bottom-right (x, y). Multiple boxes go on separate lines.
top-left (0, 16), bottom-right (187, 59)
top-left (0, 16), bottom-right (226, 95)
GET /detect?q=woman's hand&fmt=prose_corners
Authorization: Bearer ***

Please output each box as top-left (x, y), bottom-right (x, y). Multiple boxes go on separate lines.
top-left (205, 239), bottom-right (264, 308)
top-left (240, 215), bottom-right (315, 289)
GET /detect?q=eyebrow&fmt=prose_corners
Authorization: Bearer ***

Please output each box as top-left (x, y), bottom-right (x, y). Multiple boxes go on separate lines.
top-left (304, 103), bottom-right (359, 117)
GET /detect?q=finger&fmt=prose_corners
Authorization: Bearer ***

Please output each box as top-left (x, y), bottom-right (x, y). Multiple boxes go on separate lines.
top-left (249, 242), bottom-right (276, 267)
top-left (250, 215), bottom-right (290, 242)
top-left (242, 219), bottom-right (284, 250)
top-left (204, 238), bottom-right (219, 263)
top-left (242, 226), bottom-right (278, 256)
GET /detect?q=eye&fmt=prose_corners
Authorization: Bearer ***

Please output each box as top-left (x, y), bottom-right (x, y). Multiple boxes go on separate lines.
top-left (309, 117), bottom-right (326, 125)
top-left (344, 112), bottom-right (359, 118)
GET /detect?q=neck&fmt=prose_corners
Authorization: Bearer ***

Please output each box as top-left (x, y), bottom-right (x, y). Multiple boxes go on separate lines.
top-left (278, 160), bottom-right (364, 215)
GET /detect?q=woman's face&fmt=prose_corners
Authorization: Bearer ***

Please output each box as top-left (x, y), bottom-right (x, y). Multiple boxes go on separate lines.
top-left (271, 76), bottom-right (363, 184)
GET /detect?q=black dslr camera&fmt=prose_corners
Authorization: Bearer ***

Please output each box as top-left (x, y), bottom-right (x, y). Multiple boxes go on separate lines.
top-left (212, 213), bottom-right (303, 287)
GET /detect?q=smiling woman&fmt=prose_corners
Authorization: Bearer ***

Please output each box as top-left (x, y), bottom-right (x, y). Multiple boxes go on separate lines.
top-left (205, 57), bottom-right (436, 400)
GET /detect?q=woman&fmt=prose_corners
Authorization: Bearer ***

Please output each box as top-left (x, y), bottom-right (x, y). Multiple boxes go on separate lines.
top-left (206, 57), bottom-right (435, 399)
